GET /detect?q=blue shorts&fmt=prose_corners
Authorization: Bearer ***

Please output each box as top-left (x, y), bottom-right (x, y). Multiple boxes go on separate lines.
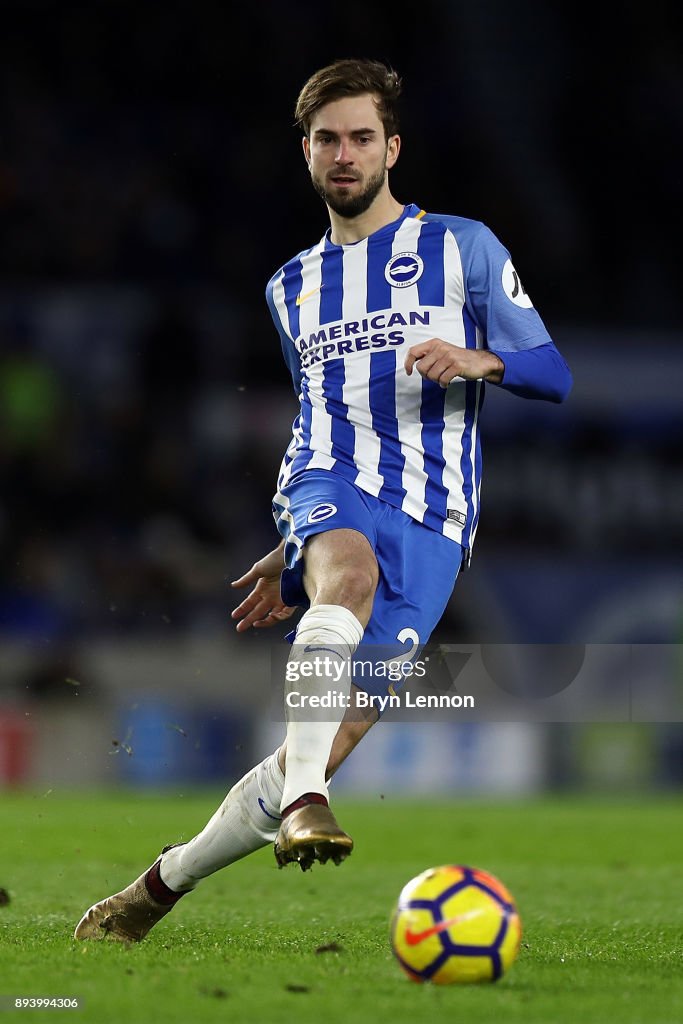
top-left (272, 470), bottom-right (463, 699)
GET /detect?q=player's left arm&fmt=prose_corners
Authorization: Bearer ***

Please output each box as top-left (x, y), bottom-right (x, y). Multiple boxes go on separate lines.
top-left (462, 223), bottom-right (572, 402)
top-left (406, 223), bottom-right (572, 403)
top-left (404, 334), bottom-right (570, 402)
top-left (405, 341), bottom-right (505, 387)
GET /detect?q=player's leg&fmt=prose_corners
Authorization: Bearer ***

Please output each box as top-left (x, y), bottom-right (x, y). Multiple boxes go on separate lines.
top-left (280, 691), bottom-right (379, 779)
top-left (73, 696), bottom-right (377, 942)
top-left (279, 525), bottom-right (378, 804)
top-left (277, 496), bottom-right (465, 874)
top-left (273, 526), bottom-right (378, 869)
top-left (159, 686), bottom-right (376, 890)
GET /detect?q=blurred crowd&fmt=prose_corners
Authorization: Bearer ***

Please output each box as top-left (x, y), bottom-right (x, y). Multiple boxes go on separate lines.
top-left (0, 289), bottom-right (293, 643)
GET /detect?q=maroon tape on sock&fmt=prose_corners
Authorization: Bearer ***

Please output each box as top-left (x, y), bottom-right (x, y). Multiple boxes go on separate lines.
top-left (281, 792), bottom-right (329, 818)
top-left (144, 860), bottom-right (186, 905)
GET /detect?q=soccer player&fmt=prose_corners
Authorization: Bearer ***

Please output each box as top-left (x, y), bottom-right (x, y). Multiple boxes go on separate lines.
top-left (74, 59), bottom-right (571, 942)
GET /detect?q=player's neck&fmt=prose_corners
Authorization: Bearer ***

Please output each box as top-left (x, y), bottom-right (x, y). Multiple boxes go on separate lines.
top-left (327, 191), bottom-right (405, 246)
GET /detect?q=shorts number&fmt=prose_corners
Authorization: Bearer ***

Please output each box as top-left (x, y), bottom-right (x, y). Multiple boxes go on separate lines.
top-left (396, 627), bottom-right (420, 659)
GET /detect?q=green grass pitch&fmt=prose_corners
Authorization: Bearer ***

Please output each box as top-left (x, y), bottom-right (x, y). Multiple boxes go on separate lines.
top-left (1, 791), bottom-right (682, 1023)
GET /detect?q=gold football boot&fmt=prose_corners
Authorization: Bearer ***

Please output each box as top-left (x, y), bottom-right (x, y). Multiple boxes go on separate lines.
top-left (274, 803), bottom-right (353, 871)
top-left (73, 845), bottom-right (185, 942)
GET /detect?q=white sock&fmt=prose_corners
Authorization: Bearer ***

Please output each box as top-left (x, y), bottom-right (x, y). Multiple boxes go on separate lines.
top-left (281, 604), bottom-right (364, 810)
top-left (159, 749), bottom-right (285, 892)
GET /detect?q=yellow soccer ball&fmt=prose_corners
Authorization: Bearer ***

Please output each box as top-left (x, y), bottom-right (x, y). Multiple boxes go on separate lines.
top-left (390, 865), bottom-right (522, 983)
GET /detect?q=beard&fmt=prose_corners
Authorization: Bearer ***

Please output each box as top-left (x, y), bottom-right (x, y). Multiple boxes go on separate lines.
top-left (311, 163), bottom-right (387, 219)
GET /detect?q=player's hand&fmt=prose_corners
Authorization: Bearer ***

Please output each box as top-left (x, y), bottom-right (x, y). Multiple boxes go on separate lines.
top-left (404, 339), bottom-right (504, 387)
top-left (230, 546), bottom-right (296, 632)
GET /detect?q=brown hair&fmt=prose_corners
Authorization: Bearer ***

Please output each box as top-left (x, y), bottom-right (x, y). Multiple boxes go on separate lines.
top-left (294, 58), bottom-right (402, 140)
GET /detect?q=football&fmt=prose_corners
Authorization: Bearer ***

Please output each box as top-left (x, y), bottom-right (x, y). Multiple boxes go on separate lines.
top-left (390, 864), bottom-right (522, 984)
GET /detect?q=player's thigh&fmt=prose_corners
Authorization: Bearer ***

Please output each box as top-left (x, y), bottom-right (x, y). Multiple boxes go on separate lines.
top-left (273, 470), bottom-right (379, 617)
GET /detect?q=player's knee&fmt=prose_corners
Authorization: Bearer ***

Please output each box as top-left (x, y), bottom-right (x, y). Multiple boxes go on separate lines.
top-left (307, 546), bottom-right (377, 607)
top-left (304, 533), bottom-right (378, 621)
top-left (329, 562), bottom-right (378, 610)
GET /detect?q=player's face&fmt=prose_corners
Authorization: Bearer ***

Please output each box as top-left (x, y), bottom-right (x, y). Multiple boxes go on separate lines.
top-left (304, 94), bottom-right (400, 219)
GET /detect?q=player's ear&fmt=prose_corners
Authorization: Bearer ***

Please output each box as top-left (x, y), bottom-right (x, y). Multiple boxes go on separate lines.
top-left (302, 135), bottom-right (312, 170)
top-left (386, 134), bottom-right (400, 170)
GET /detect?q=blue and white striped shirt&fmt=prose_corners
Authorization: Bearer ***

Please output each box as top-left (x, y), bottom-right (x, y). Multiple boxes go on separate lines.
top-left (267, 203), bottom-right (571, 551)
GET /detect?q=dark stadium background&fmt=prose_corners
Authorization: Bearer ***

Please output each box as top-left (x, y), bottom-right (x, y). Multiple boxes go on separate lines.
top-left (1, 1), bottom-right (681, 791)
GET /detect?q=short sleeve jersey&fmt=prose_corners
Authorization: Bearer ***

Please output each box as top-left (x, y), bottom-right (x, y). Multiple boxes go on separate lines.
top-left (266, 203), bottom-right (553, 550)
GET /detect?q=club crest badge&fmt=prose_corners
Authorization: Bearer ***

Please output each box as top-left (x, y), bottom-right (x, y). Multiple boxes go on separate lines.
top-left (384, 252), bottom-right (424, 288)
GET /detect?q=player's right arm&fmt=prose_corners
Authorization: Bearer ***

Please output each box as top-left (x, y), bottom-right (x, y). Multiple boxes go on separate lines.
top-left (266, 269), bottom-right (302, 396)
top-left (230, 540), bottom-right (296, 632)
top-left (230, 266), bottom-right (307, 632)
